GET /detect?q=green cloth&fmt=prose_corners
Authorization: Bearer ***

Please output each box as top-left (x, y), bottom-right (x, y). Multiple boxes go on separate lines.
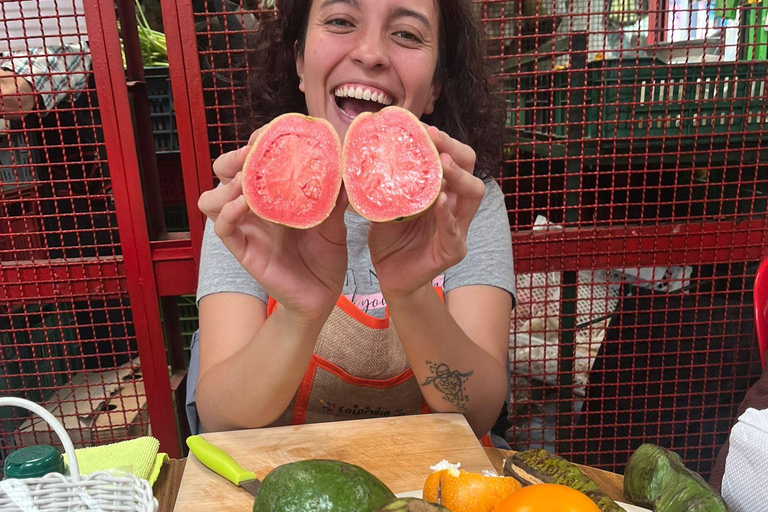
top-left (714, 0), bottom-right (739, 21)
top-left (608, 0), bottom-right (643, 26)
top-left (742, 0), bottom-right (768, 60)
top-left (64, 437), bottom-right (168, 485)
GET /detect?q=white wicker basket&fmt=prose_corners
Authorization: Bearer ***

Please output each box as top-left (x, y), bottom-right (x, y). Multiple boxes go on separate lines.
top-left (0, 397), bottom-right (157, 512)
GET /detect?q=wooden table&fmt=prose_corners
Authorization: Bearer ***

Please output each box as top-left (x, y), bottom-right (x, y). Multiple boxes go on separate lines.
top-left (153, 448), bottom-right (624, 512)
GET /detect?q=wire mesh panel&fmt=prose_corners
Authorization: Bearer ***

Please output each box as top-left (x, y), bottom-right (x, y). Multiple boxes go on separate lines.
top-left (190, 0), bottom-right (265, 160)
top-left (0, 0), bottom-right (150, 469)
top-left (167, 0), bottom-right (768, 477)
top-left (494, 0), bottom-right (768, 478)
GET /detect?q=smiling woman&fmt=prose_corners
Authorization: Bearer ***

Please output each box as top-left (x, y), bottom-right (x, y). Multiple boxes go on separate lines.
top-left (192, 0), bottom-right (515, 442)
top-left (241, 0), bottom-right (504, 179)
top-left (297, 0), bottom-right (441, 141)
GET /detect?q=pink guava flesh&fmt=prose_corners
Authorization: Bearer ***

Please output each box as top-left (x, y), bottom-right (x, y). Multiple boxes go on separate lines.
top-left (343, 107), bottom-right (442, 223)
top-left (242, 115), bottom-right (342, 229)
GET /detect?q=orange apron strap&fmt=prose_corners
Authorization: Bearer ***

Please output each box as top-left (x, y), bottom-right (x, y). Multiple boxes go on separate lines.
top-left (267, 296), bottom-right (278, 317)
top-left (314, 357), bottom-right (416, 388)
top-left (292, 355), bottom-right (319, 425)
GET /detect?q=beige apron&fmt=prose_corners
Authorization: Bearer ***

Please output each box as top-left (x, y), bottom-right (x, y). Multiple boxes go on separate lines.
top-left (267, 289), bottom-right (444, 426)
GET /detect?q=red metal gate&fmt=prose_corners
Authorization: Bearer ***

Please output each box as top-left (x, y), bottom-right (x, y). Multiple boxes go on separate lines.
top-left (0, 0), bottom-right (179, 461)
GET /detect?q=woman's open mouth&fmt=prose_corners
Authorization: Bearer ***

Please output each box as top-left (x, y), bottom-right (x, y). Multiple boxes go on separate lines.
top-left (333, 84), bottom-right (395, 122)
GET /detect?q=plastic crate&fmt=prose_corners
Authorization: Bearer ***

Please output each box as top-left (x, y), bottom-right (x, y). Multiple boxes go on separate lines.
top-left (0, 304), bottom-right (80, 406)
top-left (547, 59), bottom-right (768, 146)
top-left (160, 295), bottom-right (198, 365)
top-left (177, 295), bottom-right (199, 354)
top-left (158, 154), bottom-right (185, 203)
top-left (0, 130), bottom-right (35, 192)
top-left (0, 187), bottom-right (46, 262)
top-left (744, 66), bottom-right (768, 137)
top-left (145, 66), bottom-right (179, 154)
top-left (163, 203), bottom-right (189, 232)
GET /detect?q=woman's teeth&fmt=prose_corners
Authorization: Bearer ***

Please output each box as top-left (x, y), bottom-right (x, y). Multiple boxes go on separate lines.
top-left (334, 85), bottom-right (393, 105)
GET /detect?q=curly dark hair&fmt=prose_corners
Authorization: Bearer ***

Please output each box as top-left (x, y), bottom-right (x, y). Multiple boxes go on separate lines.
top-left (242, 0), bottom-right (504, 180)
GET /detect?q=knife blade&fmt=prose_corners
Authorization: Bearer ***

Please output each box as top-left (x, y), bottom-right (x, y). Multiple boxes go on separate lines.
top-left (186, 435), bottom-right (261, 495)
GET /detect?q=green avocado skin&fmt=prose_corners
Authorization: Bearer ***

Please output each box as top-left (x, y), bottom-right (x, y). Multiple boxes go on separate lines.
top-left (252, 459), bottom-right (396, 512)
top-left (624, 444), bottom-right (732, 512)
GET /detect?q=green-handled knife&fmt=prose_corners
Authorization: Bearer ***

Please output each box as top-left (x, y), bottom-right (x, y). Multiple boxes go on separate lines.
top-left (186, 435), bottom-right (261, 495)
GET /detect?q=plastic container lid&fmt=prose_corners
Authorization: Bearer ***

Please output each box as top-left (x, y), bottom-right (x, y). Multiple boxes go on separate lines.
top-left (3, 445), bottom-right (67, 479)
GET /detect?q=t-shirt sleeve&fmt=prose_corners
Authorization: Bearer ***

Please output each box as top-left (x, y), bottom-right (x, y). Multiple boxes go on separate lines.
top-left (442, 179), bottom-right (516, 302)
top-left (196, 217), bottom-right (269, 305)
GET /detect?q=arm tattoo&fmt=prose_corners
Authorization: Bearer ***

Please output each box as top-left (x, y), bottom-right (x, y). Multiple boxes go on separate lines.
top-left (421, 361), bottom-right (473, 412)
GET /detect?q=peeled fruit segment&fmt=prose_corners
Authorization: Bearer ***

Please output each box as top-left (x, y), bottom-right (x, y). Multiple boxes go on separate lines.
top-left (374, 498), bottom-right (450, 511)
top-left (422, 467), bottom-right (522, 512)
top-left (343, 106), bottom-right (442, 222)
top-left (242, 113), bottom-right (342, 229)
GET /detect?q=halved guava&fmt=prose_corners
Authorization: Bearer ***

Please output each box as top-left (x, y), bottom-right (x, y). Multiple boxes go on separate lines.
top-left (241, 113), bottom-right (342, 229)
top-left (342, 106), bottom-right (442, 223)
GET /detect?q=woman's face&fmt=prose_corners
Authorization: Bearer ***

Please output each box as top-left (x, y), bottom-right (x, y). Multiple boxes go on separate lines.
top-left (296, 0), bottom-right (441, 141)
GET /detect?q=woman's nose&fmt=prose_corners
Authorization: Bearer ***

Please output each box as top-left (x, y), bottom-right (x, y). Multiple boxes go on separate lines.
top-left (350, 31), bottom-right (390, 70)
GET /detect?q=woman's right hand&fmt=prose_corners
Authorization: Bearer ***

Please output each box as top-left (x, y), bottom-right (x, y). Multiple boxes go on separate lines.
top-left (197, 129), bottom-right (348, 324)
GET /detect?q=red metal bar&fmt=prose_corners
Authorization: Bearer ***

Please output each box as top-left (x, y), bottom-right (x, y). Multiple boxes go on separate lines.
top-left (647, 0), bottom-right (666, 45)
top-left (116, 0), bottom-right (167, 239)
top-left (0, 259), bottom-right (125, 303)
top-left (10, 214), bottom-right (762, 300)
top-left (151, 239), bottom-right (198, 296)
top-left (83, 0), bottom-right (179, 457)
top-left (513, 218), bottom-right (768, 273)
top-left (160, 0), bottom-right (213, 261)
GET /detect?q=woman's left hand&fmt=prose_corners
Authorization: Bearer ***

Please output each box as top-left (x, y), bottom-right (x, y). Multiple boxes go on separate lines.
top-left (368, 126), bottom-right (486, 299)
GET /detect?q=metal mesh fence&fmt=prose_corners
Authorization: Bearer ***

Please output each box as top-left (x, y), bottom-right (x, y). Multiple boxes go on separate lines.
top-left (493, 0), bottom-right (768, 476)
top-left (0, 0), bottom-right (145, 471)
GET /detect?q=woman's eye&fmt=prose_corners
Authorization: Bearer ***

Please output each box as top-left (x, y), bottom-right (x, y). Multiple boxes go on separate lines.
top-left (327, 18), bottom-right (353, 28)
top-left (394, 31), bottom-right (423, 44)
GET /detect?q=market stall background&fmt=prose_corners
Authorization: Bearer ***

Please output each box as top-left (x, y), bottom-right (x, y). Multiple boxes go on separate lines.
top-left (0, 0), bottom-right (766, 478)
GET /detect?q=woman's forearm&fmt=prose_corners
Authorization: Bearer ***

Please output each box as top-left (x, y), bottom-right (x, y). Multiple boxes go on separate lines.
top-left (385, 285), bottom-right (509, 437)
top-left (196, 305), bottom-right (326, 432)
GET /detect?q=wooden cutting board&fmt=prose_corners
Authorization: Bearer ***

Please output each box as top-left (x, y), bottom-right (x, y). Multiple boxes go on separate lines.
top-left (173, 413), bottom-right (496, 512)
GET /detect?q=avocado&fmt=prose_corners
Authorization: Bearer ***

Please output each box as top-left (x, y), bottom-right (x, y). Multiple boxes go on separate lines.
top-left (373, 497), bottom-right (450, 511)
top-left (252, 459), bottom-right (395, 512)
top-left (624, 444), bottom-right (732, 512)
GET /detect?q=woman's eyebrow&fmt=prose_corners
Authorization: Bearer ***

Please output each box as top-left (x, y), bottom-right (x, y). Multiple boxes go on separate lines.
top-left (391, 7), bottom-right (431, 31)
top-left (320, 0), bottom-right (360, 10)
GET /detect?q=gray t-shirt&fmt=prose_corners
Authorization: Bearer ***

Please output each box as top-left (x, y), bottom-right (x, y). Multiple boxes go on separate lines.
top-left (197, 179), bottom-right (515, 317)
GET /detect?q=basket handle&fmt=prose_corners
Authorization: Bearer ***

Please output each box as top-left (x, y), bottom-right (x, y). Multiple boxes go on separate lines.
top-left (0, 397), bottom-right (80, 482)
